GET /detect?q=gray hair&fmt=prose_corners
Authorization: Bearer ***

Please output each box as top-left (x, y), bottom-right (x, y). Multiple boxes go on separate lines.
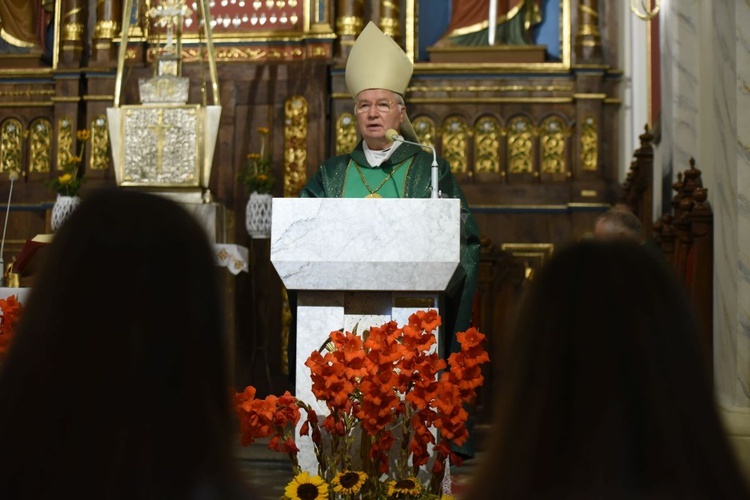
top-left (594, 208), bottom-right (645, 242)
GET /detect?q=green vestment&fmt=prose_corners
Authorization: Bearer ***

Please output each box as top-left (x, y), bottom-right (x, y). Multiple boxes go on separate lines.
top-left (300, 141), bottom-right (481, 355)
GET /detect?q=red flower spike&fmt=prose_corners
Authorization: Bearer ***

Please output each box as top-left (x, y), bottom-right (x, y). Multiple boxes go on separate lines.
top-left (232, 312), bottom-right (490, 498)
top-left (0, 296), bottom-right (25, 357)
top-left (408, 309), bottom-right (442, 333)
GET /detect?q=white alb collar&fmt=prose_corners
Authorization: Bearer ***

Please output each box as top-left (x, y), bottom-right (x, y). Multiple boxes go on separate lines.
top-left (363, 139), bottom-right (402, 167)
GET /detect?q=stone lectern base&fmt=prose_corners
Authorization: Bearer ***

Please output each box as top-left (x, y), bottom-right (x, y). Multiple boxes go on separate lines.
top-left (427, 44), bottom-right (547, 64)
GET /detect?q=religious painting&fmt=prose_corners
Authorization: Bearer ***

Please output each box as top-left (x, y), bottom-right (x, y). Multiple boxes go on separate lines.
top-left (416, 0), bottom-right (569, 68)
top-left (0, 0), bottom-right (54, 67)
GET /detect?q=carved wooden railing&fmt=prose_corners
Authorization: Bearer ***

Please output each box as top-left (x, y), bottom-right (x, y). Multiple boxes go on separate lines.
top-left (652, 159), bottom-right (714, 372)
top-left (618, 125), bottom-right (654, 237)
top-left (618, 129), bottom-right (714, 373)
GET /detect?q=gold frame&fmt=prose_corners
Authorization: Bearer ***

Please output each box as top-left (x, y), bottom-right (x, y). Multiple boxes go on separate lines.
top-left (413, 0), bottom-right (572, 72)
top-left (405, 0), bottom-right (417, 62)
top-left (53, 0), bottom-right (61, 69)
top-left (134, 0), bottom-right (333, 43)
top-left (500, 242), bottom-right (555, 281)
top-left (118, 104), bottom-right (203, 187)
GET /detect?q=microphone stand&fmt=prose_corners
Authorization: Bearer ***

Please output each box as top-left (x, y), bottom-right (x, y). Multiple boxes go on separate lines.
top-left (430, 153), bottom-right (439, 199)
top-left (387, 130), bottom-right (439, 198)
top-left (0, 171), bottom-right (17, 287)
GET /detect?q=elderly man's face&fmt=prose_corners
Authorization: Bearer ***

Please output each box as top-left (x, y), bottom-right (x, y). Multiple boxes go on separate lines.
top-left (355, 89), bottom-right (405, 150)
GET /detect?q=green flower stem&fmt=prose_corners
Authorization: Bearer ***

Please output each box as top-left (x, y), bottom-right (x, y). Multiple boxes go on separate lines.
top-left (278, 425), bottom-right (300, 476)
top-left (428, 457), bottom-right (445, 495)
top-left (399, 403), bottom-right (413, 479)
top-left (296, 400), bottom-right (327, 478)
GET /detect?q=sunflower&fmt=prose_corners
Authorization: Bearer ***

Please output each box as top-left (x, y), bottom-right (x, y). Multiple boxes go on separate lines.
top-left (331, 470), bottom-right (366, 495)
top-left (284, 471), bottom-right (329, 500)
top-left (387, 477), bottom-right (422, 497)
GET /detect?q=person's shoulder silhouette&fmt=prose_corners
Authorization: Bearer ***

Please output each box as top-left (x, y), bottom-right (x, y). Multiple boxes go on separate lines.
top-left (0, 189), bottom-right (256, 499)
top-left (466, 241), bottom-right (749, 500)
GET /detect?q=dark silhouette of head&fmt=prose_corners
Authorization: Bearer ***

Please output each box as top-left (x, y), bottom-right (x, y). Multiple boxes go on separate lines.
top-left (467, 241), bottom-right (748, 499)
top-left (0, 189), bottom-right (247, 498)
top-left (594, 208), bottom-right (645, 243)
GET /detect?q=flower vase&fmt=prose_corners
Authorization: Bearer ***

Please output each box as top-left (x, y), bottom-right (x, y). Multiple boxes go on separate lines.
top-left (246, 192), bottom-right (273, 239)
top-left (51, 194), bottom-right (81, 232)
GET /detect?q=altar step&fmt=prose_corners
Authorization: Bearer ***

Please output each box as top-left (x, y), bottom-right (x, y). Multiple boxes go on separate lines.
top-left (236, 451), bottom-right (487, 500)
top-left (235, 425), bottom-right (492, 499)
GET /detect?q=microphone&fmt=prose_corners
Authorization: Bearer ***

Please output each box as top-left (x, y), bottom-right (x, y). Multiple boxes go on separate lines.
top-left (386, 128), bottom-right (440, 199)
top-left (0, 170), bottom-right (18, 287)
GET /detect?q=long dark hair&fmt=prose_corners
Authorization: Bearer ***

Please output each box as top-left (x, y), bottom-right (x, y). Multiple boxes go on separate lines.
top-left (467, 241), bottom-right (748, 499)
top-left (0, 189), bottom-right (244, 498)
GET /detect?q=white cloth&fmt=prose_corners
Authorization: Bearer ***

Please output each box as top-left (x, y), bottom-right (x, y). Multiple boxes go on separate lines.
top-left (213, 244), bottom-right (249, 275)
top-left (363, 140), bottom-right (402, 167)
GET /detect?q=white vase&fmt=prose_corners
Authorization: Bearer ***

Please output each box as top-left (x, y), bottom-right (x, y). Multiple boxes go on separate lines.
top-left (246, 192), bottom-right (273, 239)
top-left (51, 194), bottom-right (81, 232)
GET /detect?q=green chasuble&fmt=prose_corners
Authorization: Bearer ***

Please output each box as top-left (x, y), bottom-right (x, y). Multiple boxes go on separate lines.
top-left (341, 157), bottom-right (411, 198)
top-left (300, 141), bottom-right (482, 354)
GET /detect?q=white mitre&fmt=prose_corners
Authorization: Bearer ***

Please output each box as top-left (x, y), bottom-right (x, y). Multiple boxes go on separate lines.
top-left (345, 22), bottom-right (419, 143)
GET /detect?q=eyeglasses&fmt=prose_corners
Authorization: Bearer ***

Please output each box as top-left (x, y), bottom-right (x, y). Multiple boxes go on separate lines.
top-left (355, 100), bottom-right (399, 114)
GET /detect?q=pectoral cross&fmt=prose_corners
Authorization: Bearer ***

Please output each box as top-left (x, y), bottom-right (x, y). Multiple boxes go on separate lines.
top-left (148, 109), bottom-right (173, 175)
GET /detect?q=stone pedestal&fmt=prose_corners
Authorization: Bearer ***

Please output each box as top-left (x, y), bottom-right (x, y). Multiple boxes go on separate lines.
top-left (270, 198), bottom-right (461, 473)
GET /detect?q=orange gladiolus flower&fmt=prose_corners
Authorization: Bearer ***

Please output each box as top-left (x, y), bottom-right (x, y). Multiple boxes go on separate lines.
top-left (232, 311), bottom-right (489, 498)
top-left (299, 406), bottom-right (322, 446)
top-left (306, 350), bottom-right (356, 412)
top-left (456, 327), bottom-right (491, 365)
top-left (282, 437), bottom-right (299, 454)
top-left (322, 414), bottom-right (346, 436)
top-left (456, 327), bottom-right (485, 348)
top-left (330, 330), bottom-right (368, 379)
top-left (401, 325), bottom-right (437, 359)
top-left (330, 330), bottom-right (364, 363)
top-left (233, 388), bottom-right (301, 447)
top-left (0, 295), bottom-right (23, 357)
top-left (409, 309), bottom-right (442, 333)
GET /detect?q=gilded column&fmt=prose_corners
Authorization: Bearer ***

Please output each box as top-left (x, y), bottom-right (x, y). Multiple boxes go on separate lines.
top-left (572, 0), bottom-right (607, 199)
top-left (60, 0), bottom-right (86, 67)
top-left (335, 0), bottom-right (364, 60)
top-left (92, 0), bottom-right (122, 66)
top-left (310, 0), bottom-right (335, 34)
top-left (574, 0), bottom-right (603, 64)
top-left (379, 0), bottom-right (401, 46)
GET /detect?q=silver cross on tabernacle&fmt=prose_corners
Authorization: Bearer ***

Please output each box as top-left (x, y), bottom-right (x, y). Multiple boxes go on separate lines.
top-left (148, 0), bottom-right (192, 58)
